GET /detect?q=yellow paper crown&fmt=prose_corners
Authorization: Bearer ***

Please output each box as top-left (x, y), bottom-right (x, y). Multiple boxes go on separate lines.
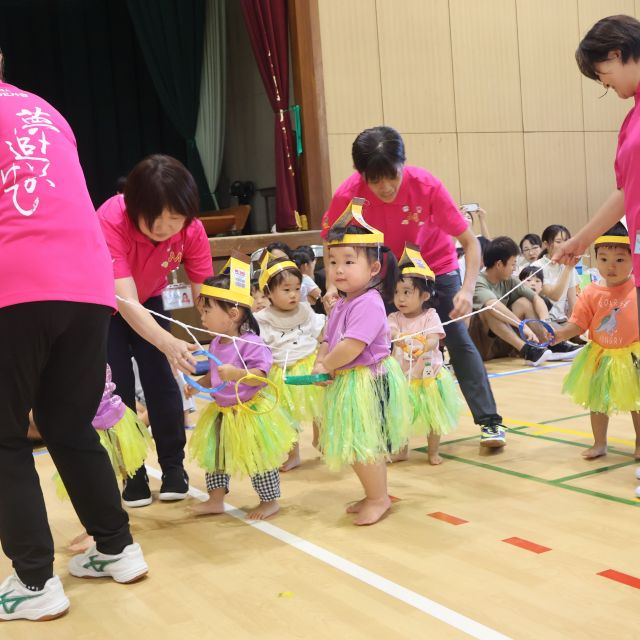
top-left (200, 252), bottom-right (253, 308)
top-left (398, 243), bottom-right (435, 280)
top-left (594, 234), bottom-right (630, 246)
top-left (257, 250), bottom-right (300, 291)
top-left (326, 197), bottom-right (384, 246)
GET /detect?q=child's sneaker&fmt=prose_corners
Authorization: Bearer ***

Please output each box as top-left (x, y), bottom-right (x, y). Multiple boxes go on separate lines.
top-left (521, 343), bottom-right (552, 366)
top-left (0, 574), bottom-right (69, 621)
top-left (68, 543), bottom-right (148, 584)
top-left (635, 467), bottom-right (640, 480)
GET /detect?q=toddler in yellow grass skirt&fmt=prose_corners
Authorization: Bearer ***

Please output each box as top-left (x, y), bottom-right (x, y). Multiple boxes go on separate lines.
top-left (186, 260), bottom-right (297, 521)
top-left (552, 224), bottom-right (640, 466)
top-left (312, 200), bottom-right (411, 526)
top-left (255, 250), bottom-right (326, 471)
top-left (388, 245), bottom-right (461, 465)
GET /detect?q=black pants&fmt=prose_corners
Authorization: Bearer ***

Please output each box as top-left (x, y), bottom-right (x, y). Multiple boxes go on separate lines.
top-left (107, 295), bottom-right (185, 471)
top-left (0, 302), bottom-right (132, 586)
top-left (434, 271), bottom-right (502, 426)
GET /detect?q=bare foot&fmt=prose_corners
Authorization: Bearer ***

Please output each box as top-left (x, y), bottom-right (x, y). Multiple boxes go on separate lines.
top-left (246, 500), bottom-right (280, 520)
top-left (189, 497), bottom-right (226, 516)
top-left (428, 453), bottom-right (443, 465)
top-left (312, 421), bottom-right (320, 450)
top-left (280, 445), bottom-right (301, 472)
top-left (635, 446), bottom-right (640, 461)
top-left (582, 445), bottom-right (607, 459)
top-left (67, 532), bottom-right (93, 553)
top-left (353, 496), bottom-right (392, 526)
top-left (346, 497), bottom-right (366, 513)
top-left (390, 445), bottom-right (409, 462)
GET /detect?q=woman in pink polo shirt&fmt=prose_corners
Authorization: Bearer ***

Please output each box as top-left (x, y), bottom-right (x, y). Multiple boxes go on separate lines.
top-left (0, 53), bottom-right (146, 620)
top-left (322, 127), bottom-right (507, 447)
top-left (98, 155), bottom-right (213, 508)
top-left (555, 15), bottom-right (640, 326)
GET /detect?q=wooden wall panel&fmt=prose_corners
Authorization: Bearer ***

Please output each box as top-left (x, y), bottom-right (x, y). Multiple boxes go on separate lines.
top-left (450, 0), bottom-right (522, 132)
top-left (584, 131), bottom-right (619, 217)
top-left (317, 0), bottom-right (383, 133)
top-left (376, 0), bottom-right (455, 132)
top-left (524, 132), bottom-right (588, 234)
top-left (517, 0), bottom-right (583, 131)
top-left (458, 133), bottom-right (528, 239)
top-left (327, 133), bottom-right (358, 194)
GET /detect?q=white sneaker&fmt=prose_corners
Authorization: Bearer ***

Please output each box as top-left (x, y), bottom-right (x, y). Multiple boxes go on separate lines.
top-left (0, 574), bottom-right (69, 621)
top-left (635, 485), bottom-right (640, 498)
top-left (68, 543), bottom-right (148, 584)
top-left (635, 467), bottom-right (640, 480)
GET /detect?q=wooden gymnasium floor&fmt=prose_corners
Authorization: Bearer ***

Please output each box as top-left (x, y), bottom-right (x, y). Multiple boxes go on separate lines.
top-left (4, 357), bottom-right (640, 639)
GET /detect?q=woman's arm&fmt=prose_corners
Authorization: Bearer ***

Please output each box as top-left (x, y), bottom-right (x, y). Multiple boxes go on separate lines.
top-left (541, 264), bottom-right (574, 301)
top-left (476, 207), bottom-right (491, 240)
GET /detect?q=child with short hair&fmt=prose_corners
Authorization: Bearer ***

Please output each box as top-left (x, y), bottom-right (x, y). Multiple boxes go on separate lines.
top-left (292, 246), bottom-right (322, 305)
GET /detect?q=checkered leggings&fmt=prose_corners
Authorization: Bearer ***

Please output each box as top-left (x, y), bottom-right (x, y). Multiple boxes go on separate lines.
top-left (205, 469), bottom-right (280, 502)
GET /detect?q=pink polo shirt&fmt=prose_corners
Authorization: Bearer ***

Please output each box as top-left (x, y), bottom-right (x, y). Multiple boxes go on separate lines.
top-left (97, 194), bottom-right (213, 304)
top-left (614, 86), bottom-right (640, 286)
top-left (321, 166), bottom-right (467, 275)
top-left (0, 82), bottom-right (115, 310)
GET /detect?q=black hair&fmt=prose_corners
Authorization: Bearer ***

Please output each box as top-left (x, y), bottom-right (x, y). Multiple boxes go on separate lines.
top-left (292, 246), bottom-right (315, 267)
top-left (396, 274), bottom-right (437, 310)
top-left (263, 257), bottom-right (302, 294)
top-left (576, 15), bottom-right (640, 80)
top-left (124, 155), bottom-right (199, 232)
top-left (539, 225), bottom-right (570, 257)
top-left (250, 276), bottom-right (261, 293)
top-left (519, 233), bottom-right (542, 251)
top-left (483, 236), bottom-right (520, 269)
top-left (519, 265), bottom-right (544, 283)
top-left (326, 225), bottom-right (399, 302)
top-left (0, 48), bottom-right (4, 82)
top-left (266, 241), bottom-right (294, 260)
top-left (352, 126), bottom-right (406, 183)
top-left (199, 275), bottom-right (260, 335)
top-left (594, 221), bottom-right (630, 254)
top-left (115, 176), bottom-right (127, 194)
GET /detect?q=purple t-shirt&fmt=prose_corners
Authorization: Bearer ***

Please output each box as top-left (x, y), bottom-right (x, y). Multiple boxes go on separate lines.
top-left (323, 289), bottom-right (390, 370)
top-left (208, 333), bottom-right (272, 407)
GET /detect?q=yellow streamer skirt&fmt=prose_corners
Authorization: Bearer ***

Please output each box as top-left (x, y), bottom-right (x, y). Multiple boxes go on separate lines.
top-left (269, 352), bottom-right (323, 427)
top-left (188, 391), bottom-right (298, 476)
top-left (319, 356), bottom-right (411, 471)
top-left (409, 366), bottom-right (461, 436)
top-left (563, 341), bottom-right (640, 414)
top-left (55, 409), bottom-right (153, 500)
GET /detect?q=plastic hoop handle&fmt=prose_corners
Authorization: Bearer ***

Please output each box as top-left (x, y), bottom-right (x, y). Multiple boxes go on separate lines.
top-left (235, 373), bottom-right (280, 416)
top-left (284, 373), bottom-right (331, 385)
top-left (183, 350), bottom-right (227, 394)
top-left (518, 319), bottom-right (555, 348)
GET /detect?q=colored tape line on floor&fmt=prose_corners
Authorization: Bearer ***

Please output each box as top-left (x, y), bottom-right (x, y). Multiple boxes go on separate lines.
top-left (502, 537), bottom-right (551, 554)
top-left (598, 569), bottom-right (640, 589)
top-left (428, 512), bottom-right (468, 525)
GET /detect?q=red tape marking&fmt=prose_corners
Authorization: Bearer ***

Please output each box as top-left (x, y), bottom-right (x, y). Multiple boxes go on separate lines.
top-left (598, 569), bottom-right (640, 589)
top-left (428, 512), bottom-right (468, 525)
top-left (502, 537), bottom-right (551, 554)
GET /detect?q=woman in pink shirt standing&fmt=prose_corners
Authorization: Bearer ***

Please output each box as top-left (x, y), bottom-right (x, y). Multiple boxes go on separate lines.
top-left (555, 15), bottom-right (640, 328)
top-left (0, 52), bottom-right (147, 621)
top-left (322, 127), bottom-right (507, 447)
top-left (97, 155), bottom-right (213, 508)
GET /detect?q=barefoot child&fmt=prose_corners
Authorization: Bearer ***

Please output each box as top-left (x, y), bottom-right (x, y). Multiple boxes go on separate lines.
top-left (187, 256), bottom-right (297, 520)
top-left (255, 251), bottom-right (326, 470)
top-left (313, 199), bottom-right (411, 526)
top-left (388, 245), bottom-right (461, 465)
top-left (552, 223), bottom-right (640, 460)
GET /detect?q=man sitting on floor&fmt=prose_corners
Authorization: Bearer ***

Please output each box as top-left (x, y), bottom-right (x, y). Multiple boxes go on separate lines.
top-left (470, 236), bottom-right (552, 366)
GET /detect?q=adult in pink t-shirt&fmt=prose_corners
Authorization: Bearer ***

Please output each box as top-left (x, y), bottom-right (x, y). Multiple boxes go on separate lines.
top-left (97, 155), bottom-right (213, 507)
top-left (322, 127), bottom-right (505, 446)
top-left (556, 15), bottom-right (640, 328)
top-left (0, 58), bottom-right (141, 614)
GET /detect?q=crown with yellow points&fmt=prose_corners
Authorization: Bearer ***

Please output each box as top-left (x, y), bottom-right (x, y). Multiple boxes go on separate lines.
top-left (398, 243), bottom-right (434, 280)
top-left (257, 250), bottom-right (300, 291)
top-left (594, 234), bottom-right (630, 246)
top-left (326, 197), bottom-right (384, 246)
top-left (200, 251), bottom-right (253, 308)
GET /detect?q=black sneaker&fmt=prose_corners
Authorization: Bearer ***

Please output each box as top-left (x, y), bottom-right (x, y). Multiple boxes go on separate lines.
top-left (521, 343), bottom-right (552, 367)
top-left (548, 341), bottom-right (583, 361)
top-left (122, 466), bottom-right (152, 508)
top-left (159, 468), bottom-right (189, 501)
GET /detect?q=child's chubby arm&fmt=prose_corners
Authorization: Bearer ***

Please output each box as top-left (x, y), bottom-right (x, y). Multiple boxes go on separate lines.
top-left (321, 338), bottom-right (366, 374)
top-left (184, 372), bottom-right (211, 397)
top-left (311, 341), bottom-right (332, 385)
top-left (551, 322), bottom-right (584, 345)
top-left (217, 365), bottom-right (267, 386)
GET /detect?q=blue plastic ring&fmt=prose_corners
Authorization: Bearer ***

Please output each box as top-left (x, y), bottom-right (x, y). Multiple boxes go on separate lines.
top-left (184, 349), bottom-right (227, 394)
top-left (518, 319), bottom-right (555, 348)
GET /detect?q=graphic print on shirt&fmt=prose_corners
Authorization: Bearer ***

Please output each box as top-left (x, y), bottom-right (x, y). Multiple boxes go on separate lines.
top-left (400, 204), bottom-right (425, 226)
top-left (595, 307), bottom-right (623, 336)
top-left (161, 246), bottom-right (184, 269)
top-left (1, 106), bottom-right (59, 216)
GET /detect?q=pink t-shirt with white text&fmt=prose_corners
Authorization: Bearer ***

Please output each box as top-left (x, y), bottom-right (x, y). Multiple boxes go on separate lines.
top-left (321, 166), bottom-right (468, 275)
top-left (323, 289), bottom-right (390, 370)
top-left (97, 195), bottom-right (212, 304)
top-left (0, 82), bottom-right (115, 309)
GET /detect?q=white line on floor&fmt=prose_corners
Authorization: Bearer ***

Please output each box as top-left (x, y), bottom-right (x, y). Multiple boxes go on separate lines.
top-left (146, 466), bottom-right (512, 640)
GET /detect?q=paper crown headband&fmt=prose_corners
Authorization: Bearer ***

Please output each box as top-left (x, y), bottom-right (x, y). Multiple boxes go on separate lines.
top-left (594, 235), bottom-right (630, 246)
top-left (326, 197), bottom-right (384, 246)
top-left (398, 243), bottom-right (434, 280)
top-left (257, 250), bottom-right (300, 291)
top-left (200, 252), bottom-right (253, 308)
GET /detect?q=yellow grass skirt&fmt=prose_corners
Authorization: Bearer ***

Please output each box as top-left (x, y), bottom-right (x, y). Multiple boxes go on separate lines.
top-left (409, 366), bottom-right (461, 436)
top-left (319, 357), bottom-right (411, 471)
top-left (188, 391), bottom-right (298, 476)
top-left (563, 341), bottom-right (640, 414)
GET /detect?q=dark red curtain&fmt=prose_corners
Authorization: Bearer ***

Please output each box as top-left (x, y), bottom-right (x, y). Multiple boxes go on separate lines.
top-left (240, 0), bottom-right (300, 230)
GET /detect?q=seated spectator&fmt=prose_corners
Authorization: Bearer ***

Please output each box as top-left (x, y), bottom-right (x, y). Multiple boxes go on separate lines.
top-left (470, 236), bottom-right (552, 366)
top-left (515, 233), bottom-right (542, 275)
top-left (267, 241), bottom-right (294, 260)
top-left (292, 246), bottom-right (322, 305)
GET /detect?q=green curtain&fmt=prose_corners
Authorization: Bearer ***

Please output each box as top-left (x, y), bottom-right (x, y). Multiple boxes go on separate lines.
top-left (127, 0), bottom-right (214, 210)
